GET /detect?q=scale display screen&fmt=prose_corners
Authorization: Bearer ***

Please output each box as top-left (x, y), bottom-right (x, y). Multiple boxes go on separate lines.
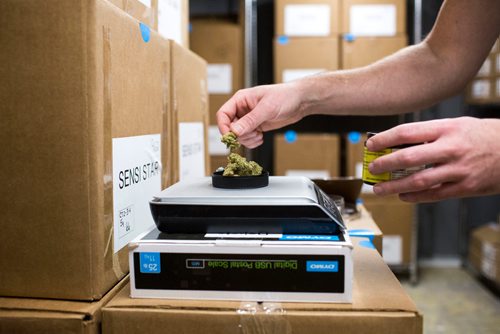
top-left (134, 252), bottom-right (345, 293)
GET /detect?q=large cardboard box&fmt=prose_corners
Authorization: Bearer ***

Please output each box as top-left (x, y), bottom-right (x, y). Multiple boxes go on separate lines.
top-left (341, 35), bottom-right (408, 69)
top-left (274, 133), bottom-right (340, 178)
top-left (169, 41), bottom-right (210, 183)
top-left (0, 278), bottom-right (128, 334)
top-left (190, 19), bottom-right (244, 95)
top-left (0, 0), bottom-right (170, 300)
top-left (102, 238), bottom-right (422, 334)
top-left (274, 37), bottom-right (339, 83)
top-left (275, 0), bottom-right (341, 37)
top-left (209, 94), bottom-right (232, 125)
top-left (341, 0), bottom-right (406, 36)
top-left (361, 194), bottom-right (415, 266)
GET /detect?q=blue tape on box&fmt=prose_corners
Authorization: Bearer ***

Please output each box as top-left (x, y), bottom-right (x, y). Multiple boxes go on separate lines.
top-left (284, 130), bottom-right (297, 143)
top-left (344, 33), bottom-right (356, 42)
top-left (277, 35), bottom-right (289, 45)
top-left (139, 22), bottom-right (150, 42)
top-left (347, 131), bottom-right (361, 144)
top-left (349, 229), bottom-right (375, 249)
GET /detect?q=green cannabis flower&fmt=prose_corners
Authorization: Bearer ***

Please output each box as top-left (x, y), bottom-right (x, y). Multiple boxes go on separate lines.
top-left (220, 132), bottom-right (263, 176)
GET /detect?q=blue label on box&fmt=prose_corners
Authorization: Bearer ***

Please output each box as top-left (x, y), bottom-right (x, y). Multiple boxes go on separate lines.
top-left (347, 131), bottom-right (361, 144)
top-left (284, 130), bottom-right (297, 143)
top-left (140, 252), bottom-right (161, 274)
top-left (139, 22), bottom-right (150, 43)
top-left (280, 235), bottom-right (340, 241)
top-left (306, 261), bottom-right (339, 272)
top-left (278, 35), bottom-right (289, 44)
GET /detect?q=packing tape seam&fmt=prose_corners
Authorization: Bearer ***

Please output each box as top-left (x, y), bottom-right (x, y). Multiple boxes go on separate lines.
top-left (237, 302), bottom-right (291, 334)
top-left (102, 25), bottom-right (125, 280)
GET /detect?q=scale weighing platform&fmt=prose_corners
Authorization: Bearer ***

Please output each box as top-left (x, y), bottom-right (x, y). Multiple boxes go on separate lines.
top-left (129, 176), bottom-right (353, 303)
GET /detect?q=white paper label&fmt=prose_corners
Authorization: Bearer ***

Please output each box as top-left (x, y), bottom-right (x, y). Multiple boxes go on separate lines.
top-left (497, 78), bottom-right (500, 97)
top-left (138, 0), bottom-right (151, 7)
top-left (157, 0), bottom-right (183, 44)
top-left (179, 122), bottom-right (205, 180)
top-left (285, 170), bottom-right (330, 179)
top-left (282, 68), bottom-right (326, 83)
top-left (481, 259), bottom-right (496, 280)
top-left (382, 235), bottom-right (403, 265)
top-left (483, 242), bottom-right (497, 261)
top-left (284, 5), bottom-right (331, 37)
top-left (209, 126), bottom-right (230, 155)
top-left (207, 64), bottom-right (232, 94)
top-left (496, 54), bottom-right (500, 73)
top-left (350, 5), bottom-right (397, 36)
top-left (477, 58), bottom-right (492, 76)
top-left (355, 162), bottom-right (363, 178)
top-left (112, 134), bottom-right (161, 252)
top-left (472, 80), bottom-right (490, 98)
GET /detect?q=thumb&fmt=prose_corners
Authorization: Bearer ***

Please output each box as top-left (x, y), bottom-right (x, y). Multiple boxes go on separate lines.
top-left (230, 103), bottom-right (268, 136)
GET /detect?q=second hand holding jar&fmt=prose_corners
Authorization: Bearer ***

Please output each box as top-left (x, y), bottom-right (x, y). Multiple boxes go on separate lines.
top-left (362, 132), bottom-right (426, 185)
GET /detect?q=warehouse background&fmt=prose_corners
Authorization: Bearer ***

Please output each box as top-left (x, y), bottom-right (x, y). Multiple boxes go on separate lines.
top-left (192, 0), bottom-right (500, 266)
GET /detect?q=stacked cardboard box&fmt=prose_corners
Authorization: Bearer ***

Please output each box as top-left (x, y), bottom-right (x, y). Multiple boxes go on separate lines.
top-left (0, 0), bottom-right (172, 301)
top-left (0, 278), bottom-right (128, 334)
top-left (274, 133), bottom-right (340, 178)
top-left (108, 0), bottom-right (190, 47)
top-left (340, 0), bottom-right (407, 69)
top-left (468, 223), bottom-right (500, 285)
top-left (274, 0), bottom-right (341, 83)
top-left (465, 37), bottom-right (500, 104)
top-left (190, 19), bottom-right (245, 171)
top-left (102, 237), bottom-right (422, 334)
top-left (361, 194), bottom-right (415, 266)
top-left (1, 0), bottom-right (208, 331)
top-left (168, 41), bottom-right (210, 184)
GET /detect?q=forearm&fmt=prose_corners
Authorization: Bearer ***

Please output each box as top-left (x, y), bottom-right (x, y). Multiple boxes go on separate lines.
top-left (296, 43), bottom-right (455, 116)
top-left (294, 0), bottom-right (500, 117)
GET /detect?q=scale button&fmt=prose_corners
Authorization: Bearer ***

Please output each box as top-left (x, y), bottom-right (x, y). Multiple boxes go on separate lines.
top-left (186, 259), bottom-right (205, 269)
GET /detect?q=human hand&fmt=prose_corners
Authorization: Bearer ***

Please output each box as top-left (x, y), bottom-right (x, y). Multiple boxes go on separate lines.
top-left (366, 117), bottom-right (500, 202)
top-left (216, 83), bottom-right (306, 148)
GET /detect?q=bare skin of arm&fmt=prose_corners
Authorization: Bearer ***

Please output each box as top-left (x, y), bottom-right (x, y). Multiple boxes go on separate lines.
top-left (217, 0), bottom-right (500, 147)
top-left (216, 0), bottom-right (500, 202)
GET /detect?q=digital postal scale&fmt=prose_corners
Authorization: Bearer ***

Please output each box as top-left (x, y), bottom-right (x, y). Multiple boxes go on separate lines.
top-left (129, 176), bottom-right (353, 303)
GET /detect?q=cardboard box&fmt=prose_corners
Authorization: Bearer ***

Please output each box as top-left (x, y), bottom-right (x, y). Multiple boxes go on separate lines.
top-left (157, 0), bottom-right (190, 48)
top-left (274, 133), bottom-right (340, 178)
top-left (169, 41), bottom-right (210, 183)
top-left (0, 277), bottom-right (128, 334)
top-left (465, 77), bottom-right (500, 104)
top-left (107, 0), bottom-right (156, 28)
top-left (274, 37), bottom-right (339, 83)
top-left (0, 0), bottom-right (169, 300)
top-left (341, 0), bottom-right (406, 36)
top-left (341, 35), bottom-right (408, 69)
top-left (470, 224), bottom-right (500, 263)
top-left (209, 94), bottom-right (232, 125)
top-left (102, 238), bottom-right (422, 334)
top-left (469, 249), bottom-right (500, 285)
top-left (475, 54), bottom-right (496, 77)
top-left (190, 19), bottom-right (244, 95)
top-left (361, 194), bottom-right (415, 266)
top-left (275, 0), bottom-right (341, 37)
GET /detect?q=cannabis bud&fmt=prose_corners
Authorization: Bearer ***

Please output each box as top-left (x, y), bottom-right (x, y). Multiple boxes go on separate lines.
top-left (220, 132), bottom-right (263, 177)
